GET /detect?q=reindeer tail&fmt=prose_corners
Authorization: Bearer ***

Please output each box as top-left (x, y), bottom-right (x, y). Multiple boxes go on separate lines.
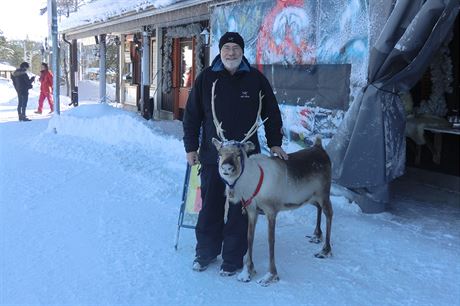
top-left (314, 135), bottom-right (323, 147)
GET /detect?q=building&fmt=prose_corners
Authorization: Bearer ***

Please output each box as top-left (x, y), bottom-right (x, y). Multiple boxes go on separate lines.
top-left (60, 0), bottom-right (459, 212)
top-left (0, 63), bottom-right (16, 79)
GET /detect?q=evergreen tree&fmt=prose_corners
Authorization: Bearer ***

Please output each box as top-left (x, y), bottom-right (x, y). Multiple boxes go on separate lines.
top-left (0, 29), bottom-right (14, 63)
top-left (4, 39), bottom-right (42, 73)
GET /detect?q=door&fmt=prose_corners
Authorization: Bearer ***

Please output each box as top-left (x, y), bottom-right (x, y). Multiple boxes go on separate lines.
top-left (173, 38), bottom-right (195, 120)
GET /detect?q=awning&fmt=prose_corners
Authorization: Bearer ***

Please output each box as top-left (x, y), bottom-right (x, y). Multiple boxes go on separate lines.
top-left (62, 0), bottom-right (213, 40)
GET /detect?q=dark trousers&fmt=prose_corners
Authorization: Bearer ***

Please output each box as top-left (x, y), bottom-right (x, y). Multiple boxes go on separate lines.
top-left (17, 93), bottom-right (29, 117)
top-left (195, 164), bottom-right (248, 267)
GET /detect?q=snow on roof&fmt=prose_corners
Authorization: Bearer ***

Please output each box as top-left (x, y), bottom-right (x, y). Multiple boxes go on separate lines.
top-left (0, 63), bottom-right (16, 71)
top-left (60, 0), bottom-right (181, 31)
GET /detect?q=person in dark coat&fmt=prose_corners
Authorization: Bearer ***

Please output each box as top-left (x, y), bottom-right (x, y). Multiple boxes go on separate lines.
top-left (183, 32), bottom-right (288, 276)
top-left (11, 62), bottom-right (35, 121)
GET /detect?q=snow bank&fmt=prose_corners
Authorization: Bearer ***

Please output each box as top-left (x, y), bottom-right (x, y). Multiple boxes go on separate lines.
top-left (0, 78), bottom-right (17, 103)
top-left (66, 80), bottom-right (116, 102)
top-left (47, 103), bottom-right (182, 153)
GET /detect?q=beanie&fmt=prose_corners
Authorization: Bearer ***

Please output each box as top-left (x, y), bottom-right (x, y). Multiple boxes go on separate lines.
top-left (219, 32), bottom-right (244, 52)
top-left (20, 62), bottom-right (30, 69)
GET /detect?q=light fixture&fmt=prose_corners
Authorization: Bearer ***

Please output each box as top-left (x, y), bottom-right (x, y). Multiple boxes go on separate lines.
top-left (200, 28), bottom-right (210, 46)
top-left (113, 36), bottom-right (121, 46)
top-left (134, 36), bottom-right (142, 53)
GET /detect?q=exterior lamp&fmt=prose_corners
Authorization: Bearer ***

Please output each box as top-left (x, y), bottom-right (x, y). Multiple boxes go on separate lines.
top-left (200, 28), bottom-right (210, 46)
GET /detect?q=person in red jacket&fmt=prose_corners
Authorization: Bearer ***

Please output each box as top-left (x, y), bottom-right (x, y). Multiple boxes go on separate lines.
top-left (35, 63), bottom-right (54, 114)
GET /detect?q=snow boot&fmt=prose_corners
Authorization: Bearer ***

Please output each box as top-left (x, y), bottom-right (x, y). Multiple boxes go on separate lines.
top-left (219, 262), bottom-right (243, 277)
top-left (192, 256), bottom-right (216, 272)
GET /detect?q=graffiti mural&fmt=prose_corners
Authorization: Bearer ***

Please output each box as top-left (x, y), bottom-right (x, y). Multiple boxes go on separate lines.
top-left (317, 0), bottom-right (369, 92)
top-left (256, 0), bottom-right (316, 67)
top-left (210, 1), bottom-right (271, 62)
top-left (211, 0), bottom-right (369, 105)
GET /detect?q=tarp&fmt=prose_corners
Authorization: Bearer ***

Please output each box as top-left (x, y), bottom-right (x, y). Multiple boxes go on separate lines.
top-left (326, 0), bottom-right (460, 212)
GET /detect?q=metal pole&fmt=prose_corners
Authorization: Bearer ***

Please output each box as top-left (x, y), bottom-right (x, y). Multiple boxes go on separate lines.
top-left (155, 27), bottom-right (163, 118)
top-left (50, 0), bottom-right (60, 115)
top-left (141, 30), bottom-right (150, 118)
top-left (71, 39), bottom-right (79, 106)
top-left (99, 34), bottom-right (106, 103)
top-left (118, 34), bottom-right (125, 104)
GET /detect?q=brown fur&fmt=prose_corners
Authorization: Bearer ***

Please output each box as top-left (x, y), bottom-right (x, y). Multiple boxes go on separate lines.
top-left (213, 137), bottom-right (333, 286)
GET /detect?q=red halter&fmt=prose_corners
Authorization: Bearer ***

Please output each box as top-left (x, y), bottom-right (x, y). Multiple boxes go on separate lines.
top-left (241, 165), bottom-right (264, 208)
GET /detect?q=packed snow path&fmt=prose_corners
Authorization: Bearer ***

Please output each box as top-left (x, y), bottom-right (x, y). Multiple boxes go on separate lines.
top-left (0, 102), bottom-right (459, 305)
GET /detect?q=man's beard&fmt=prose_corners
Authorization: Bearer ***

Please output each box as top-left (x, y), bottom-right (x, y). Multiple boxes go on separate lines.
top-left (222, 56), bottom-right (242, 71)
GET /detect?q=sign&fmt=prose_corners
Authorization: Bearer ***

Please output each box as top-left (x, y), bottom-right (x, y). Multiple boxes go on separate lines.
top-left (181, 164), bottom-right (202, 228)
top-left (174, 164), bottom-right (202, 249)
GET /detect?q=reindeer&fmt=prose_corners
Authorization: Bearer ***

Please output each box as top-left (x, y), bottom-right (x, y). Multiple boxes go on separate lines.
top-left (210, 80), bottom-right (333, 286)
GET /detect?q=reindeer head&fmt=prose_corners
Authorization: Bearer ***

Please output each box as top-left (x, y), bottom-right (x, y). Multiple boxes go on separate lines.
top-left (212, 139), bottom-right (255, 185)
top-left (210, 79), bottom-right (266, 188)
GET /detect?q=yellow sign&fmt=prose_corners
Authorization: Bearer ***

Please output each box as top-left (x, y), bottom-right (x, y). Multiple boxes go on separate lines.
top-left (182, 164), bottom-right (202, 227)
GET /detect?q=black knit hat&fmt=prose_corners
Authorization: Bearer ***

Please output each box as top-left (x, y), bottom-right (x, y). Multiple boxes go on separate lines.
top-left (20, 62), bottom-right (30, 69)
top-left (219, 32), bottom-right (244, 52)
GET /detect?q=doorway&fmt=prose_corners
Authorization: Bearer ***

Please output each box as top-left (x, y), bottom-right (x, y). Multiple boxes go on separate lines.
top-left (172, 37), bottom-right (195, 120)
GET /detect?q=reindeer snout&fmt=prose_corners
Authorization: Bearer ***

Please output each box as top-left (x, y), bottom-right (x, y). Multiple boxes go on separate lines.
top-left (220, 162), bottom-right (235, 175)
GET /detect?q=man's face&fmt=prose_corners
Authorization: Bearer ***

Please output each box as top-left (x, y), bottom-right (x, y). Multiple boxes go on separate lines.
top-left (220, 42), bottom-right (243, 71)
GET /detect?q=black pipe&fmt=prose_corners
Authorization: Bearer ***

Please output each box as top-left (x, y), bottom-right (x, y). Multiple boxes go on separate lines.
top-left (62, 34), bottom-right (78, 106)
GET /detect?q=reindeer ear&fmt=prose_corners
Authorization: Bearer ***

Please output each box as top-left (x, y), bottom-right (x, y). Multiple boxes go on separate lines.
top-left (243, 141), bottom-right (255, 153)
top-left (212, 138), bottom-right (222, 150)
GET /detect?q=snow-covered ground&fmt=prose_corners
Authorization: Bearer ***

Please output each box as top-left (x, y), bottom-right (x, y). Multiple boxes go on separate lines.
top-left (1, 80), bottom-right (459, 305)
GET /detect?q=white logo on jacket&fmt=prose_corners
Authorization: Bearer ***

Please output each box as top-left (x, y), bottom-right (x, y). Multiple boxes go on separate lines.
top-left (240, 91), bottom-right (250, 99)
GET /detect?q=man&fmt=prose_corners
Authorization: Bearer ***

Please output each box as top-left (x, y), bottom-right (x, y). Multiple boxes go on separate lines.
top-left (11, 62), bottom-right (35, 121)
top-left (35, 62), bottom-right (54, 114)
top-left (183, 32), bottom-right (288, 276)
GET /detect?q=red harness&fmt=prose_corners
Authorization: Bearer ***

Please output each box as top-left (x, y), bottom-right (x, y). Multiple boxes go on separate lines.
top-left (241, 165), bottom-right (264, 208)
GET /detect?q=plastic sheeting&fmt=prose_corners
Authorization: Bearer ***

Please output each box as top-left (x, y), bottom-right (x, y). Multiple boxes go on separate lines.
top-left (326, 0), bottom-right (460, 212)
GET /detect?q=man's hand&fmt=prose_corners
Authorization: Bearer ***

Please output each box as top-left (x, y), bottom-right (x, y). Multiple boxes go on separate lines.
top-left (270, 146), bottom-right (288, 160)
top-left (186, 151), bottom-right (199, 166)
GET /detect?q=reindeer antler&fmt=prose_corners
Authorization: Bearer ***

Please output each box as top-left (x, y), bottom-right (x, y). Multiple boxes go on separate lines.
top-left (240, 90), bottom-right (268, 143)
top-left (211, 79), bottom-right (228, 142)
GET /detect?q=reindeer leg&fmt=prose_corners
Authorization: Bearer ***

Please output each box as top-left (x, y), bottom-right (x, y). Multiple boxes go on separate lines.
top-left (238, 209), bottom-right (258, 282)
top-left (257, 212), bottom-right (279, 286)
top-left (315, 198), bottom-right (333, 258)
top-left (309, 202), bottom-right (323, 244)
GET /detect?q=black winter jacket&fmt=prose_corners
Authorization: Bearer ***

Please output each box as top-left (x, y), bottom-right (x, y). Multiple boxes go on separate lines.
top-left (11, 68), bottom-right (33, 95)
top-left (183, 55), bottom-right (283, 165)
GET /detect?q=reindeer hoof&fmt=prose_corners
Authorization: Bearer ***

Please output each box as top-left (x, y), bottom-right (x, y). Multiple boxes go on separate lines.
top-left (257, 273), bottom-right (279, 286)
top-left (308, 235), bottom-right (322, 244)
top-left (237, 266), bottom-right (255, 282)
top-left (314, 249), bottom-right (332, 258)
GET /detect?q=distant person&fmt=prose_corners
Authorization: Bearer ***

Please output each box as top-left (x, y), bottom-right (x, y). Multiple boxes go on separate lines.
top-left (35, 62), bottom-right (54, 114)
top-left (11, 62), bottom-right (35, 121)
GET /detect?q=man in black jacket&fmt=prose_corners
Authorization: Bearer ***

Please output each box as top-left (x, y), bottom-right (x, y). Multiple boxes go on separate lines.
top-left (183, 32), bottom-right (288, 276)
top-left (11, 62), bottom-right (35, 121)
